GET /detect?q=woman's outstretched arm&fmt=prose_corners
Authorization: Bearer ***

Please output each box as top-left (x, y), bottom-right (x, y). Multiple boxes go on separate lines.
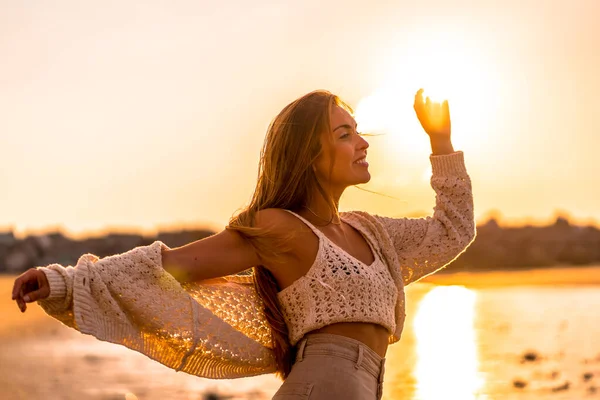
top-left (12, 208), bottom-right (282, 313)
top-left (162, 228), bottom-right (262, 283)
top-left (162, 208), bottom-right (288, 283)
top-left (11, 239), bottom-right (277, 378)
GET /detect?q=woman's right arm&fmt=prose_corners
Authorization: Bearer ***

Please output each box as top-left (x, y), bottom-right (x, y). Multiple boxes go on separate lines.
top-left (162, 208), bottom-right (289, 283)
top-left (162, 228), bottom-right (261, 283)
top-left (12, 209), bottom-right (285, 313)
top-left (12, 237), bottom-right (279, 378)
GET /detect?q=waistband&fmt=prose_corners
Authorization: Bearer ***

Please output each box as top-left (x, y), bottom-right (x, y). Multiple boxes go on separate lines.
top-left (294, 333), bottom-right (386, 383)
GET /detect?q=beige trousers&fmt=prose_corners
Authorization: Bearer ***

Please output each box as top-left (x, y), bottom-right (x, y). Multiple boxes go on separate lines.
top-left (272, 333), bottom-right (386, 400)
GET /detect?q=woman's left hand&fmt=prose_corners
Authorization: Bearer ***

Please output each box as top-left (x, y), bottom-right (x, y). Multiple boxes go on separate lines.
top-left (413, 88), bottom-right (451, 139)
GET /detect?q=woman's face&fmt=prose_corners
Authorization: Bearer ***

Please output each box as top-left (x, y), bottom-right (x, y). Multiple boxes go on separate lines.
top-left (313, 105), bottom-right (370, 190)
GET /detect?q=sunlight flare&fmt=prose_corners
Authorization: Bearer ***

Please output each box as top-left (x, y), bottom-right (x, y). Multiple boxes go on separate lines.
top-left (413, 286), bottom-right (483, 399)
top-left (355, 27), bottom-right (500, 159)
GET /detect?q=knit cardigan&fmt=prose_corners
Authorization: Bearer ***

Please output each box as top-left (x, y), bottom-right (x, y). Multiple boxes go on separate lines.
top-left (36, 151), bottom-right (475, 379)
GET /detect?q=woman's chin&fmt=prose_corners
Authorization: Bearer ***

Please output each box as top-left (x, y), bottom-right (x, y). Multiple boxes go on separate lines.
top-left (356, 172), bottom-right (371, 184)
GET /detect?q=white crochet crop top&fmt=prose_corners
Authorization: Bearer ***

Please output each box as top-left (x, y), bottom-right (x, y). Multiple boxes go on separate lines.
top-left (277, 210), bottom-right (398, 346)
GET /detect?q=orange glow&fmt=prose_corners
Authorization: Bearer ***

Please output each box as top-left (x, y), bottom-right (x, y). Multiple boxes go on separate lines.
top-left (355, 27), bottom-right (501, 161)
top-left (1, 2), bottom-right (599, 236)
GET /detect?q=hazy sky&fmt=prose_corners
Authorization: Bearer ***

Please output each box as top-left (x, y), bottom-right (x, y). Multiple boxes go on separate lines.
top-left (1, 0), bottom-right (599, 238)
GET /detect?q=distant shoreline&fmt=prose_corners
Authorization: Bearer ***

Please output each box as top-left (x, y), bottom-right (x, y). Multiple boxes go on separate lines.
top-left (422, 264), bottom-right (600, 287)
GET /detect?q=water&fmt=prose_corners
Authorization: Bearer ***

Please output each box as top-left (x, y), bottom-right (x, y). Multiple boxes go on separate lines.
top-left (404, 284), bottom-right (600, 399)
top-left (4, 282), bottom-right (600, 399)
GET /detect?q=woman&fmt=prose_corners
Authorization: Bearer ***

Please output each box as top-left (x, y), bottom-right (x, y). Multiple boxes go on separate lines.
top-left (12, 88), bottom-right (475, 399)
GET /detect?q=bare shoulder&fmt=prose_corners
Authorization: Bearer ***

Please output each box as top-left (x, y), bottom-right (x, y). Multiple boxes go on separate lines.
top-left (253, 208), bottom-right (306, 233)
top-left (254, 208), bottom-right (320, 288)
top-left (253, 208), bottom-right (311, 269)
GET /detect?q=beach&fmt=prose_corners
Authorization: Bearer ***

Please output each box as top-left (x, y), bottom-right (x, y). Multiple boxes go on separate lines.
top-left (2, 266), bottom-right (600, 399)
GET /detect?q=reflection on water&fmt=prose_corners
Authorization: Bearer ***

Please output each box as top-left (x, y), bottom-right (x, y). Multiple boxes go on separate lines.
top-left (413, 286), bottom-right (484, 400)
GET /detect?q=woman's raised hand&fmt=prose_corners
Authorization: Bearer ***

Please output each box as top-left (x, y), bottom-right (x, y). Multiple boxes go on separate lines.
top-left (11, 268), bottom-right (50, 313)
top-left (413, 88), bottom-right (451, 139)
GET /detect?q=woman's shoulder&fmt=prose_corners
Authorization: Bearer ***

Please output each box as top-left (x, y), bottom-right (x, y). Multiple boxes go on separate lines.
top-left (253, 208), bottom-right (318, 269)
top-left (254, 208), bottom-right (307, 233)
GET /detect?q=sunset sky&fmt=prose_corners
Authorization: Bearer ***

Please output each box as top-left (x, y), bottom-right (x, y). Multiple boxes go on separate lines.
top-left (1, 0), bottom-right (598, 239)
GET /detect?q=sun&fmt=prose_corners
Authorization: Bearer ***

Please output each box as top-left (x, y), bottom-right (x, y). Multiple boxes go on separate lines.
top-left (354, 26), bottom-right (500, 160)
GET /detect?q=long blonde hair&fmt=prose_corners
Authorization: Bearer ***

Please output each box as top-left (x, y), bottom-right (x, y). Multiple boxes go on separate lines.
top-left (226, 90), bottom-right (353, 379)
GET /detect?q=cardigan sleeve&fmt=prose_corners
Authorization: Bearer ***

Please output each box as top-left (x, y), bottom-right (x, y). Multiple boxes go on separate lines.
top-left (35, 241), bottom-right (276, 379)
top-left (374, 151), bottom-right (476, 285)
top-left (35, 264), bottom-right (77, 329)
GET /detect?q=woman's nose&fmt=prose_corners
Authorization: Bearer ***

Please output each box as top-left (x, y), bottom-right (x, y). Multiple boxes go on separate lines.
top-left (358, 134), bottom-right (369, 149)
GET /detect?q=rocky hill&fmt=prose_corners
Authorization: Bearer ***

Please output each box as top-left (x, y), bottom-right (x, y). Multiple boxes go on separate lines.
top-left (1, 216), bottom-right (599, 274)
